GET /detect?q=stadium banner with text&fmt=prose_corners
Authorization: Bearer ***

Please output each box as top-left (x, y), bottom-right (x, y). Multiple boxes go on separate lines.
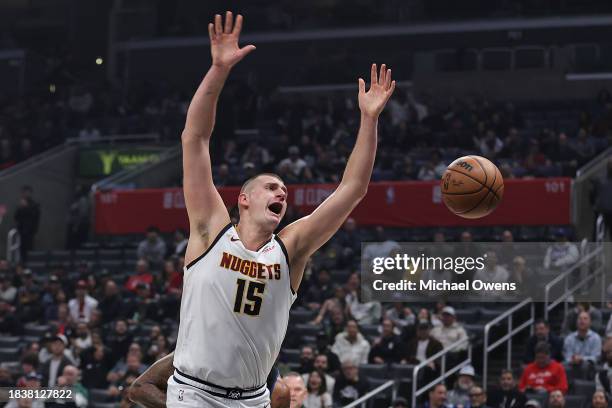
top-left (78, 147), bottom-right (163, 177)
top-left (360, 242), bottom-right (609, 303)
top-left (94, 178), bottom-right (571, 234)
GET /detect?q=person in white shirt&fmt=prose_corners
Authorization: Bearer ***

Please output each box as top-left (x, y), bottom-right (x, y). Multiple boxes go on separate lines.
top-left (68, 280), bottom-right (98, 324)
top-left (543, 230), bottom-right (579, 270)
top-left (430, 307), bottom-right (469, 352)
top-left (302, 354), bottom-right (335, 395)
top-left (331, 320), bottom-right (371, 365)
top-left (303, 370), bottom-right (332, 408)
top-left (473, 251), bottom-right (510, 298)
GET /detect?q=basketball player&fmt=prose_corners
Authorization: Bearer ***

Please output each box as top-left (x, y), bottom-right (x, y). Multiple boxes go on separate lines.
top-left (169, 11), bottom-right (395, 408)
top-left (129, 352), bottom-right (290, 408)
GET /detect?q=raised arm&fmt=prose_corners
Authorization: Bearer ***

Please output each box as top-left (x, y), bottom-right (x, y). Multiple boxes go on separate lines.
top-left (182, 12), bottom-right (255, 264)
top-left (279, 64), bottom-right (395, 290)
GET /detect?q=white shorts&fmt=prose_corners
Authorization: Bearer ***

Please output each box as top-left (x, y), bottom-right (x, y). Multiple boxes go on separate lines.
top-left (166, 371), bottom-right (271, 408)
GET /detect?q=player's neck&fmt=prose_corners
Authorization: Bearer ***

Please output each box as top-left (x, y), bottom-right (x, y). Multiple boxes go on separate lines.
top-left (235, 222), bottom-right (273, 251)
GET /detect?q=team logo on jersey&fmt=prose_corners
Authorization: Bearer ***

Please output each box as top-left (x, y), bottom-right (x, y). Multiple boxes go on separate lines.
top-left (220, 252), bottom-right (281, 280)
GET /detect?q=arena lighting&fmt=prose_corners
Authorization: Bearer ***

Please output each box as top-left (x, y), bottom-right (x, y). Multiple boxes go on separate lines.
top-left (49, 84), bottom-right (56, 93)
top-left (95, 57), bottom-right (104, 65)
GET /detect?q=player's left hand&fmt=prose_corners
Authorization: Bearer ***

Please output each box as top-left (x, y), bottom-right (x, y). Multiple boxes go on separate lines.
top-left (208, 11), bottom-right (256, 69)
top-left (358, 63), bottom-right (396, 118)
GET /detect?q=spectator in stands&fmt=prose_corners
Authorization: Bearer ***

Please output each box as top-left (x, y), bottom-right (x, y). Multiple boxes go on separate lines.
top-left (402, 320), bottom-right (443, 369)
top-left (298, 345), bottom-right (316, 374)
top-left (430, 306), bottom-right (469, 352)
top-left (107, 351), bottom-right (147, 387)
top-left (593, 159), bottom-right (612, 239)
top-left (146, 335), bottom-right (170, 365)
top-left (13, 185), bottom-right (40, 261)
top-left (80, 345), bottom-right (112, 389)
top-left (278, 146), bottom-right (312, 182)
top-left (547, 390), bottom-right (565, 408)
top-left (469, 385), bottom-right (492, 408)
top-left (562, 302), bottom-right (603, 334)
top-left (332, 218), bottom-right (362, 268)
top-left (125, 259), bottom-right (154, 293)
top-left (284, 372), bottom-right (307, 408)
top-left (58, 365), bottom-right (88, 406)
top-left (71, 322), bottom-right (92, 357)
top-left (473, 251), bottom-right (510, 297)
top-left (385, 302), bottom-right (415, 331)
top-left (345, 274), bottom-right (382, 325)
top-left (596, 342), bottom-right (612, 395)
top-left (590, 391), bottom-right (608, 408)
top-left (417, 151), bottom-right (446, 181)
top-left (331, 320), bottom-right (371, 365)
top-left (303, 370), bottom-right (332, 408)
top-left (475, 130), bottom-right (504, 158)
top-left (17, 269), bottom-right (41, 322)
top-left (333, 359), bottom-right (369, 406)
top-left (105, 320), bottom-right (133, 364)
top-left (68, 280), bottom-right (99, 324)
top-left (66, 185), bottom-right (90, 249)
top-left (137, 226), bottom-right (167, 266)
top-left (523, 319), bottom-right (563, 364)
top-left (519, 342), bottom-right (568, 394)
top-left (447, 365), bottom-right (476, 408)
top-left (40, 334), bottom-right (74, 387)
top-left (168, 229), bottom-right (188, 257)
top-left (563, 311), bottom-right (602, 379)
top-left (0, 273), bottom-right (16, 304)
top-left (303, 269), bottom-right (334, 311)
top-left (487, 369), bottom-right (526, 408)
top-left (314, 332), bottom-right (341, 376)
top-left (0, 367), bottom-right (13, 387)
top-left (99, 280), bottom-right (122, 324)
top-left (368, 318), bottom-right (402, 364)
top-left (543, 229), bottom-right (579, 271)
top-left (421, 383), bottom-right (449, 408)
top-left (16, 353), bottom-right (39, 387)
top-left (5, 373), bottom-right (44, 408)
top-left (304, 354), bottom-right (336, 395)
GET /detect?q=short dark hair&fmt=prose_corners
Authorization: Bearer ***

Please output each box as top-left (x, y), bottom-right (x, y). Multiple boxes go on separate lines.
top-left (534, 319), bottom-right (549, 327)
top-left (429, 383), bottom-right (446, 394)
top-left (240, 173), bottom-right (284, 193)
top-left (306, 370), bottom-right (327, 395)
top-left (534, 341), bottom-right (550, 356)
top-left (500, 369), bottom-right (514, 378)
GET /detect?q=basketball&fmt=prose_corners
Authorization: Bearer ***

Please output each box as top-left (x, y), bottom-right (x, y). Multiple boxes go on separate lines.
top-left (441, 155), bottom-right (504, 219)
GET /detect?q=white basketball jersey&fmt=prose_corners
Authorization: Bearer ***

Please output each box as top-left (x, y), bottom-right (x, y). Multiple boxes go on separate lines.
top-left (173, 224), bottom-right (296, 389)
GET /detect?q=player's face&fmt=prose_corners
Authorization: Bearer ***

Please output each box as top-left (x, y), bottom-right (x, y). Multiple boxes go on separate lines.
top-left (243, 176), bottom-right (287, 229)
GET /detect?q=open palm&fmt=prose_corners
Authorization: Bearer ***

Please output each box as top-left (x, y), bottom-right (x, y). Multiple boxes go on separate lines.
top-left (358, 64), bottom-right (396, 118)
top-left (208, 11), bottom-right (255, 69)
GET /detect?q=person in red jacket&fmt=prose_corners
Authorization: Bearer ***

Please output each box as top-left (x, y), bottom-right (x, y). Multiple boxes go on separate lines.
top-left (519, 342), bottom-right (568, 394)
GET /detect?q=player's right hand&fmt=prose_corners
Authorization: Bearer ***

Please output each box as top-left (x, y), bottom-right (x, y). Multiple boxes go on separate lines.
top-left (208, 11), bottom-right (256, 69)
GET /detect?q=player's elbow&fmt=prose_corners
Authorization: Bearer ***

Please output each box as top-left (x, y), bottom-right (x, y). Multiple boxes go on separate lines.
top-left (127, 381), bottom-right (143, 404)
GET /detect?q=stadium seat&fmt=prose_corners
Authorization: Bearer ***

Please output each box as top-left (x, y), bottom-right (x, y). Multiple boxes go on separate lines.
top-left (454, 308), bottom-right (478, 322)
top-left (359, 364), bottom-right (388, 379)
top-left (0, 348), bottom-right (20, 362)
top-left (0, 336), bottom-right (20, 349)
top-left (391, 363), bottom-right (415, 380)
top-left (572, 379), bottom-right (595, 397)
top-left (281, 349), bottom-right (300, 364)
top-left (564, 395), bottom-right (585, 408)
top-left (293, 323), bottom-right (321, 338)
top-left (289, 309), bottom-right (315, 324)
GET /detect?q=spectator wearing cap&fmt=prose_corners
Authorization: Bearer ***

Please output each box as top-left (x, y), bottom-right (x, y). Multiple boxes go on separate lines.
top-left (519, 342), bottom-right (568, 394)
top-left (125, 259), bottom-right (154, 293)
top-left (303, 354), bottom-right (336, 396)
top-left (40, 334), bottom-right (74, 387)
top-left (369, 318), bottom-right (402, 364)
top-left (68, 280), bottom-right (98, 324)
top-left (563, 310), bottom-right (601, 379)
top-left (303, 370), bottom-right (332, 408)
top-left (523, 319), bottom-right (563, 364)
top-left (469, 385), bottom-right (492, 408)
top-left (0, 273), bottom-right (16, 304)
top-left (402, 320), bottom-right (443, 369)
top-left (430, 306), bottom-right (469, 352)
top-left (331, 320), bottom-right (371, 365)
top-left (486, 369), bottom-right (526, 408)
top-left (137, 226), bottom-right (167, 267)
top-left (590, 391), bottom-right (608, 408)
top-left (543, 230), bottom-right (578, 271)
top-left (333, 358), bottom-right (369, 407)
top-left (547, 390), bottom-right (565, 408)
top-left (447, 365), bottom-right (476, 408)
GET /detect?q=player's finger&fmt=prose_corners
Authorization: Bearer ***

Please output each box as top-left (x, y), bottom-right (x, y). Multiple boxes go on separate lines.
top-left (238, 44), bottom-right (256, 59)
top-left (208, 23), bottom-right (215, 41)
top-left (385, 69), bottom-right (392, 89)
top-left (233, 14), bottom-right (244, 36)
top-left (215, 14), bottom-right (222, 35)
top-left (224, 11), bottom-right (233, 34)
top-left (387, 80), bottom-right (396, 98)
top-left (358, 78), bottom-right (365, 94)
top-left (371, 64), bottom-right (377, 85)
top-left (379, 64), bottom-right (386, 85)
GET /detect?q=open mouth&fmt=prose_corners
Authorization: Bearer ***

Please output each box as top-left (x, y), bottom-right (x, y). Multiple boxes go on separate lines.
top-left (268, 202), bottom-right (283, 216)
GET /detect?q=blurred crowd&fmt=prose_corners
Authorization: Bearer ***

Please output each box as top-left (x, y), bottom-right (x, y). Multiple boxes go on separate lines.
top-left (0, 220), bottom-right (610, 407)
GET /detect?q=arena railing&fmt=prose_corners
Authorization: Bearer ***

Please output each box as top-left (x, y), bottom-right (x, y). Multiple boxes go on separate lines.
top-left (411, 337), bottom-right (473, 408)
top-left (544, 215), bottom-right (607, 321)
top-left (343, 379), bottom-right (394, 408)
top-left (482, 298), bottom-right (535, 389)
top-left (6, 229), bottom-right (20, 264)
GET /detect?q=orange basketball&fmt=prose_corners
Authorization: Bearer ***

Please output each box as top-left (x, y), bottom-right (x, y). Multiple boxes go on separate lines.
top-left (441, 155), bottom-right (504, 219)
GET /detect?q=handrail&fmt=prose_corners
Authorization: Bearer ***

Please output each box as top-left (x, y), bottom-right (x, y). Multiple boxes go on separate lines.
top-left (0, 144), bottom-right (73, 179)
top-left (343, 380), bottom-right (394, 408)
top-left (6, 229), bottom-right (20, 264)
top-left (412, 337), bottom-right (472, 407)
top-left (543, 245), bottom-right (605, 320)
top-left (482, 298), bottom-right (535, 390)
top-left (575, 146), bottom-right (612, 180)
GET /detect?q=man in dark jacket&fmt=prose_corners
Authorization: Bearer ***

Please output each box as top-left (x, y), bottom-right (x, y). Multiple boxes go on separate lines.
top-left (40, 335), bottom-right (73, 387)
top-left (402, 320), bottom-right (444, 367)
top-left (333, 359), bottom-right (369, 406)
top-left (487, 369), bottom-right (527, 408)
top-left (369, 318), bottom-right (403, 364)
top-left (13, 185), bottom-right (40, 261)
top-left (523, 319), bottom-right (563, 364)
